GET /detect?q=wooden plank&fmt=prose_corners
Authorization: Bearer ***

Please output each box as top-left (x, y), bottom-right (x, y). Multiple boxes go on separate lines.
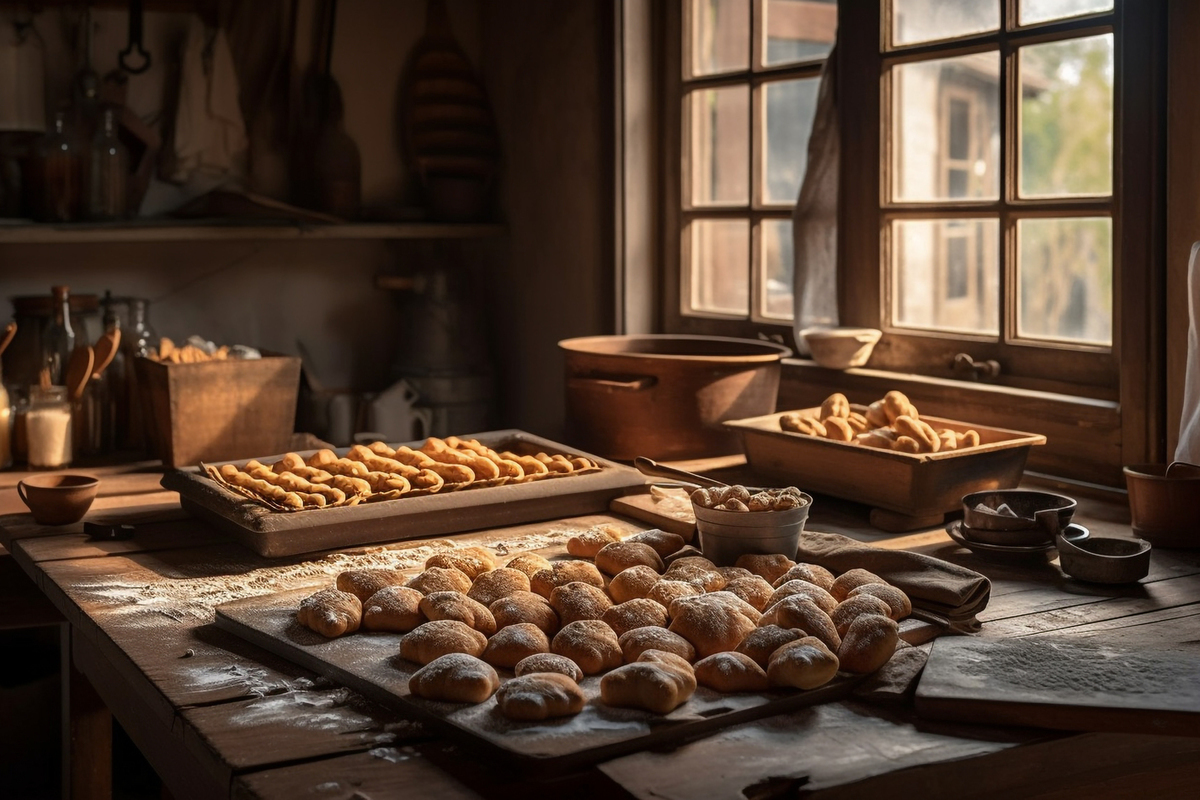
top-left (0, 492), bottom-right (191, 551)
top-left (231, 748), bottom-right (486, 800)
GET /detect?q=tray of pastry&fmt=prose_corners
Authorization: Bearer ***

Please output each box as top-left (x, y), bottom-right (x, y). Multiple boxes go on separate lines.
top-left (724, 391), bottom-right (1046, 524)
top-left (162, 430), bottom-right (648, 558)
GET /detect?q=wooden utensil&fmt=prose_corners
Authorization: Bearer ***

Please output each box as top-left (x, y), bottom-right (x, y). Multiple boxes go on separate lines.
top-left (91, 328), bottom-right (121, 379)
top-left (633, 456), bottom-right (727, 489)
top-left (0, 321), bottom-right (16, 358)
top-left (65, 345), bottom-right (95, 401)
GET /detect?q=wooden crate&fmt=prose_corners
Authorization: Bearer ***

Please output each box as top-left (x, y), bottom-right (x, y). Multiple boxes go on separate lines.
top-left (136, 355), bottom-right (302, 468)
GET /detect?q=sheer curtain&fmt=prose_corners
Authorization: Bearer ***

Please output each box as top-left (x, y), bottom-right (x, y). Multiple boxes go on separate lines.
top-left (790, 44), bottom-right (839, 356)
top-left (1178, 241), bottom-right (1200, 464)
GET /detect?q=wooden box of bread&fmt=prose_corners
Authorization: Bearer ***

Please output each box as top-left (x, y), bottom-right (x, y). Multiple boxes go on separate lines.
top-left (725, 391), bottom-right (1046, 522)
top-left (161, 430), bottom-right (648, 558)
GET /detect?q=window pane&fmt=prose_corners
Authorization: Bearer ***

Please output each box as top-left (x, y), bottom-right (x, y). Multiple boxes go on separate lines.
top-left (760, 219), bottom-right (794, 319)
top-left (689, 219), bottom-right (750, 315)
top-left (1017, 217), bottom-right (1111, 345)
top-left (763, 0), bottom-right (836, 66)
top-left (763, 78), bottom-right (821, 204)
top-left (892, 53), bottom-right (1000, 202)
top-left (892, 218), bottom-right (999, 334)
top-left (890, 0), bottom-right (999, 48)
top-left (692, 0), bottom-right (750, 76)
top-left (1019, 35), bottom-right (1113, 199)
top-left (1019, 0), bottom-right (1113, 26)
top-left (688, 86), bottom-right (750, 206)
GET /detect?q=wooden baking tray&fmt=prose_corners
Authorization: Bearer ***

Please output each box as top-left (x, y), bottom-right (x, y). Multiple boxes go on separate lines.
top-left (725, 411), bottom-right (1046, 524)
top-left (214, 587), bottom-right (863, 775)
top-left (162, 430), bottom-right (647, 558)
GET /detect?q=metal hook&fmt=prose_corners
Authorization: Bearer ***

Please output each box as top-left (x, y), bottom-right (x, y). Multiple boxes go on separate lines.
top-left (118, 0), bottom-right (151, 75)
top-left (952, 352), bottom-right (1001, 380)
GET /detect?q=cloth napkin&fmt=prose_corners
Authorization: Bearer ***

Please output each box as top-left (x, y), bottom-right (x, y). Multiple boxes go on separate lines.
top-left (1177, 241), bottom-right (1200, 464)
top-left (796, 531), bottom-right (991, 634)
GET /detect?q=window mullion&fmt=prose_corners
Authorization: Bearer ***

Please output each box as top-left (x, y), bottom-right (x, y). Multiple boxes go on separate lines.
top-left (1001, 1), bottom-right (1016, 346)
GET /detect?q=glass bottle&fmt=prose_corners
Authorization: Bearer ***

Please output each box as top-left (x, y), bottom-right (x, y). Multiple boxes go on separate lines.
top-left (98, 292), bottom-right (126, 453)
top-left (87, 106), bottom-right (127, 221)
top-left (120, 298), bottom-right (156, 451)
top-left (35, 111), bottom-right (82, 222)
top-left (26, 384), bottom-right (72, 469)
top-left (43, 285), bottom-right (75, 387)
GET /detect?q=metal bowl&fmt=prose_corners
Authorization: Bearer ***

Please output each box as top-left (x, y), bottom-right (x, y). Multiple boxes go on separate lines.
top-left (1057, 527), bottom-right (1152, 584)
top-left (692, 493), bottom-right (813, 566)
top-left (960, 489), bottom-right (1077, 546)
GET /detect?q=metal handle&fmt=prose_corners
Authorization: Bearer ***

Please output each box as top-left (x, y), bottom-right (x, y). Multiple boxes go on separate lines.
top-left (952, 352), bottom-right (1001, 380)
top-left (119, 0), bottom-right (151, 74)
top-left (633, 457), bottom-right (727, 489)
top-left (567, 375), bottom-right (656, 392)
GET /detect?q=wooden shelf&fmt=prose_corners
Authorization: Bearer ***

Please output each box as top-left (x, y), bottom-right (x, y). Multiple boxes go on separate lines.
top-left (0, 220), bottom-right (507, 245)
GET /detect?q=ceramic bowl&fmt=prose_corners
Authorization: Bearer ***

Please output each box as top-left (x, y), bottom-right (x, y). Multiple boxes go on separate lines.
top-left (692, 493), bottom-right (813, 566)
top-left (1056, 527), bottom-right (1152, 584)
top-left (17, 473), bottom-right (100, 525)
top-left (1123, 464), bottom-right (1199, 548)
top-left (959, 489), bottom-right (1077, 546)
top-left (800, 327), bottom-right (882, 370)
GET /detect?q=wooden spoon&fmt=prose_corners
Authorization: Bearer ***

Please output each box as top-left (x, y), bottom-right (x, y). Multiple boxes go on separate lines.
top-left (65, 345), bottom-right (95, 402)
top-left (91, 328), bottom-right (122, 380)
top-left (0, 321), bottom-right (15, 358)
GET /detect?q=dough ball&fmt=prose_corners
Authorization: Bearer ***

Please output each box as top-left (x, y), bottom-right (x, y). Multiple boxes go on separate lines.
top-left (847, 582), bottom-right (912, 620)
top-left (694, 651), bottom-right (770, 693)
top-left (647, 579), bottom-right (705, 609)
top-left (734, 554), bottom-right (797, 585)
top-left (467, 567), bottom-right (531, 608)
top-left (361, 585), bottom-right (425, 633)
top-left (297, 587), bottom-right (362, 638)
top-left (400, 619), bottom-right (488, 665)
top-left (767, 637), bottom-right (840, 690)
top-left (502, 552), bottom-right (553, 578)
top-left (608, 565), bottom-right (662, 603)
top-left (759, 596), bottom-right (841, 653)
top-left (599, 651), bottom-right (696, 714)
top-left (530, 560), bottom-right (606, 598)
top-left (490, 590), bottom-right (560, 635)
top-left (336, 568), bottom-right (402, 603)
top-left (418, 591), bottom-right (497, 636)
top-left (837, 614), bottom-right (899, 674)
top-left (831, 595), bottom-right (894, 638)
top-left (667, 592), bottom-right (761, 658)
top-left (735, 624), bottom-right (808, 669)
top-left (722, 575), bottom-right (777, 612)
top-left (424, 546), bottom-right (496, 580)
top-left (601, 598), bottom-right (669, 637)
top-left (494, 672), bottom-right (586, 721)
top-left (549, 581), bottom-right (614, 626)
top-left (551, 619), bottom-right (623, 675)
top-left (618, 626), bottom-right (697, 664)
top-left (830, 568), bottom-right (885, 602)
top-left (408, 653), bottom-right (499, 704)
top-left (595, 541), bottom-right (665, 576)
top-left (513, 653), bottom-right (584, 682)
top-left (765, 580), bottom-right (838, 615)
top-left (771, 563), bottom-right (835, 592)
top-left (566, 527), bottom-right (622, 558)
top-left (625, 529), bottom-right (687, 559)
top-left (482, 622), bottom-right (551, 669)
top-left (406, 566), bottom-right (473, 596)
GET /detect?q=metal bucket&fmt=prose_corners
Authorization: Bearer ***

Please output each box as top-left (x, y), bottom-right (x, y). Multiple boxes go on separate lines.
top-left (692, 494), bottom-right (812, 566)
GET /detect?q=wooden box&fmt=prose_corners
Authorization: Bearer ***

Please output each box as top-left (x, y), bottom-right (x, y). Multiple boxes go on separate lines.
top-left (137, 355), bottom-right (302, 468)
top-left (725, 410), bottom-right (1046, 521)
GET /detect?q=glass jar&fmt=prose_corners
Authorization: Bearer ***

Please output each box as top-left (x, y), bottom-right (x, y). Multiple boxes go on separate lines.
top-left (26, 384), bottom-right (72, 469)
top-left (34, 111), bottom-right (82, 222)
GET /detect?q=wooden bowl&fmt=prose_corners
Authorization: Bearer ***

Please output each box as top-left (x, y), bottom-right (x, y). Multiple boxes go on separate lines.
top-left (1124, 464), bottom-right (1200, 548)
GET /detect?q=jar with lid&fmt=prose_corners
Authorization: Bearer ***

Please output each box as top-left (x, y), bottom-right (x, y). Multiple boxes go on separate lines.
top-left (26, 384), bottom-right (72, 469)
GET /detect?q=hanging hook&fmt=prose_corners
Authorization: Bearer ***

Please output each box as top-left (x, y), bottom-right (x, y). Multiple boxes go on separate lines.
top-left (118, 0), bottom-right (151, 75)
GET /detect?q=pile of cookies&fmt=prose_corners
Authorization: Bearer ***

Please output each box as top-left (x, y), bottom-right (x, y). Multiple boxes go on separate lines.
top-left (780, 390), bottom-right (980, 454)
top-left (208, 437), bottom-right (600, 511)
top-left (296, 526), bottom-right (910, 721)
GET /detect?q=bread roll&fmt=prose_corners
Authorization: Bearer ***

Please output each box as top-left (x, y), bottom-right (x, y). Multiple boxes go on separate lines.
top-left (595, 541), bottom-right (665, 576)
top-left (734, 554), bottom-right (796, 585)
top-left (667, 592), bottom-right (761, 658)
top-left (549, 581), bottom-right (613, 626)
top-left (694, 651), bottom-right (770, 693)
top-left (716, 566), bottom-right (755, 582)
top-left (823, 417), bottom-right (855, 442)
top-left (482, 622), bottom-right (551, 669)
top-left (882, 390), bottom-right (918, 422)
top-left (489, 590), bottom-right (560, 635)
top-left (664, 554), bottom-right (717, 571)
top-left (495, 672), bottom-right (587, 721)
top-left (601, 598), bottom-right (669, 637)
top-left (830, 568), bottom-right (886, 602)
top-left (405, 566), bottom-right (473, 596)
top-left (772, 563), bottom-right (835, 592)
top-left (424, 546), bottom-right (496, 580)
top-left (765, 580), bottom-right (838, 615)
top-left (400, 619), bottom-right (488, 665)
top-left (297, 587), bottom-right (362, 638)
top-left (865, 400), bottom-right (890, 429)
top-left (335, 568), bottom-right (402, 602)
top-left (566, 527), bottom-right (621, 558)
top-left (893, 415), bottom-right (939, 453)
top-left (361, 585), bottom-right (425, 632)
top-left (625, 529), bottom-right (687, 559)
top-left (767, 636), bottom-right (840, 690)
top-left (647, 579), bottom-right (704, 609)
top-left (408, 653), bottom-right (499, 704)
top-left (551, 619), bottom-right (623, 675)
top-left (618, 626), bottom-right (696, 664)
top-left (467, 567), bottom-right (531, 607)
top-left (830, 595), bottom-right (894, 638)
top-left (660, 563), bottom-right (725, 592)
top-left (837, 613), bottom-right (899, 674)
top-left (780, 413), bottom-right (826, 437)
top-left (418, 591), bottom-right (497, 636)
top-left (503, 552), bottom-right (553, 578)
top-left (721, 575), bottom-right (777, 612)
top-left (819, 392), bottom-right (850, 419)
top-left (600, 650), bottom-right (696, 714)
top-left (529, 560), bottom-right (606, 598)
top-left (513, 653), bottom-right (584, 682)
top-left (759, 596), bottom-right (840, 653)
top-left (735, 624), bottom-right (807, 669)
top-left (608, 565), bottom-right (662, 603)
top-left (847, 582), bottom-right (912, 620)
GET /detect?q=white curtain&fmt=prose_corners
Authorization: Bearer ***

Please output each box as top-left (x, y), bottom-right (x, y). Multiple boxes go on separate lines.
top-left (791, 44), bottom-right (840, 356)
top-left (1177, 241), bottom-right (1200, 464)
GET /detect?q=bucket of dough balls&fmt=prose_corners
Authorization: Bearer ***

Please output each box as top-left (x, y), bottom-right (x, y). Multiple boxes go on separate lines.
top-left (690, 485), bottom-right (812, 566)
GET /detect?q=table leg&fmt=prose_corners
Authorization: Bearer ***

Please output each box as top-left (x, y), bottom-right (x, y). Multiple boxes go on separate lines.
top-left (61, 625), bottom-right (112, 800)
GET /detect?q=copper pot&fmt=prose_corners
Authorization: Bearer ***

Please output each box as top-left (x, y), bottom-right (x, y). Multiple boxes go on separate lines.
top-left (560, 335), bottom-right (791, 461)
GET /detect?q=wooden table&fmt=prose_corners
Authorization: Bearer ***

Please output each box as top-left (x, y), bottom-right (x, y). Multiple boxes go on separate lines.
top-left (2, 466), bottom-right (1199, 800)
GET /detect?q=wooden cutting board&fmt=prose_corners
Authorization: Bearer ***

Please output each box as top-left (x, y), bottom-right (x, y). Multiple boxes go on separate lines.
top-left (914, 636), bottom-right (1200, 737)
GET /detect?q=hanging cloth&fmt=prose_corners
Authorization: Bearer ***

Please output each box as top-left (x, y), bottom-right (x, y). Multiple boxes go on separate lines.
top-left (791, 44), bottom-right (840, 356)
top-left (1176, 241), bottom-right (1200, 464)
